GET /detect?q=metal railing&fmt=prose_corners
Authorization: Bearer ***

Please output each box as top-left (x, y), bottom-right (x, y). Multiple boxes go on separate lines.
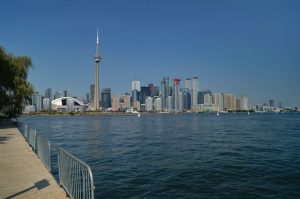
top-left (28, 128), bottom-right (36, 151)
top-left (58, 147), bottom-right (95, 199)
top-left (24, 123), bottom-right (28, 140)
top-left (37, 135), bottom-right (51, 171)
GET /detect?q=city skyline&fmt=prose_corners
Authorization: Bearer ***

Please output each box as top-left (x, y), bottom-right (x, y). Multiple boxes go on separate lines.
top-left (1, 1), bottom-right (300, 106)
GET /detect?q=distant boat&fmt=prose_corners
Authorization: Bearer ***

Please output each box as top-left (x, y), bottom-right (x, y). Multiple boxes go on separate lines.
top-left (248, 112), bottom-right (250, 115)
top-left (217, 112), bottom-right (219, 116)
top-left (138, 113), bottom-right (141, 117)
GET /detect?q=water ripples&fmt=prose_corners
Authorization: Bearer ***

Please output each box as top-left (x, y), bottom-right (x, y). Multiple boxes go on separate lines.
top-left (18, 113), bottom-right (300, 198)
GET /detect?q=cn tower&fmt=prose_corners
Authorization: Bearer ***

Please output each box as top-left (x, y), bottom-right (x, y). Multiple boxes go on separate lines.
top-left (93, 29), bottom-right (101, 110)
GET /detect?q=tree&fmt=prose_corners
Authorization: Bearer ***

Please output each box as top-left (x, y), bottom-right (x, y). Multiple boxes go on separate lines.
top-left (0, 46), bottom-right (33, 118)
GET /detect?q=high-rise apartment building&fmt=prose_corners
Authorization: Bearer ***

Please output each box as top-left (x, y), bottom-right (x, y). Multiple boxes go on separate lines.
top-left (191, 77), bottom-right (199, 107)
top-left (43, 98), bottom-right (50, 110)
top-left (214, 93), bottom-right (224, 111)
top-left (161, 77), bottom-right (168, 110)
top-left (145, 97), bottom-right (153, 111)
top-left (204, 93), bottom-right (213, 105)
top-left (32, 92), bottom-right (43, 111)
top-left (154, 97), bottom-right (162, 111)
top-left (101, 88), bottom-right (111, 108)
top-left (45, 88), bottom-right (53, 101)
top-left (112, 95), bottom-right (120, 111)
top-left (240, 95), bottom-right (249, 111)
top-left (224, 93), bottom-right (237, 111)
top-left (173, 78), bottom-right (180, 112)
top-left (185, 78), bottom-right (192, 91)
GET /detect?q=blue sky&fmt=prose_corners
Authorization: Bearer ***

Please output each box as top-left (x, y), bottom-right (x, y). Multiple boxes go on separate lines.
top-left (1, 0), bottom-right (300, 106)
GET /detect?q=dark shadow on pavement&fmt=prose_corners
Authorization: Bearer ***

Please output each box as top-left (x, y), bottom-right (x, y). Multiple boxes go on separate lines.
top-left (5, 179), bottom-right (50, 199)
top-left (0, 135), bottom-right (11, 144)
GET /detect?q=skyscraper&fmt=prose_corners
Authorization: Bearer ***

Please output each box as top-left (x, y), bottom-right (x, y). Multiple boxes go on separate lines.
top-left (93, 30), bottom-right (101, 110)
top-left (191, 77), bottom-right (199, 107)
top-left (240, 95), bottom-right (249, 111)
top-left (101, 88), bottom-right (112, 108)
top-left (214, 93), bottom-right (224, 111)
top-left (45, 88), bottom-right (52, 101)
top-left (185, 78), bottom-right (192, 91)
top-left (132, 80), bottom-right (141, 92)
top-left (90, 84), bottom-right (95, 105)
top-left (173, 78), bottom-right (180, 112)
top-left (161, 77), bottom-right (169, 110)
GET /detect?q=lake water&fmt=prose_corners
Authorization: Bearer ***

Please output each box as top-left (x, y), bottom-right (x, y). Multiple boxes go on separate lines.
top-left (18, 113), bottom-right (300, 198)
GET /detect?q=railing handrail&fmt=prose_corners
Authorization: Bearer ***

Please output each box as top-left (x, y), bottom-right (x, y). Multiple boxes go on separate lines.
top-left (28, 128), bottom-right (36, 151)
top-left (37, 134), bottom-right (51, 171)
top-left (58, 146), bottom-right (95, 199)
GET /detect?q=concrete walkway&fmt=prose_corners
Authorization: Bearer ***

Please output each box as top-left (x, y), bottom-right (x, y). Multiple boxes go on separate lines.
top-left (0, 119), bottom-right (68, 199)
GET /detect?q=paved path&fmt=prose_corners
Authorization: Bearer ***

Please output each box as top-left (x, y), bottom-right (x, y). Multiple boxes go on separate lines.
top-left (0, 119), bottom-right (68, 199)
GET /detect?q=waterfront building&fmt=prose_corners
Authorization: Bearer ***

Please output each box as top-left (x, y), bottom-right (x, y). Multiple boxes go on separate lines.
top-left (101, 88), bottom-right (111, 108)
top-left (173, 78), bottom-right (180, 112)
top-left (93, 30), bottom-right (101, 110)
top-left (112, 95), bottom-right (120, 111)
top-left (45, 88), bottom-right (53, 101)
top-left (192, 104), bottom-right (218, 112)
top-left (123, 95), bottom-right (131, 109)
top-left (42, 98), bottom-right (51, 110)
top-left (154, 97), bottom-right (162, 112)
top-left (132, 80), bottom-right (141, 92)
top-left (51, 97), bottom-right (85, 112)
top-left (240, 95), bottom-right (249, 111)
top-left (204, 93), bottom-right (213, 105)
top-left (191, 77), bottom-right (199, 107)
top-left (178, 91), bottom-right (184, 112)
top-left (133, 101), bottom-right (141, 111)
top-left (167, 96), bottom-right (173, 112)
top-left (145, 97), bottom-right (153, 111)
top-left (224, 93), bottom-right (237, 111)
top-left (32, 92), bottom-right (43, 111)
top-left (90, 84), bottom-right (95, 106)
top-left (214, 93), bottom-right (224, 111)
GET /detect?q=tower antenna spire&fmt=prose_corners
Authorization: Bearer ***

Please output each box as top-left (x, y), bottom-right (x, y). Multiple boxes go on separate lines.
top-left (93, 29), bottom-right (101, 110)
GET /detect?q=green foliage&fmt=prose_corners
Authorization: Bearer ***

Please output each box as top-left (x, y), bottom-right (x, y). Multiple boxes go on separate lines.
top-left (0, 47), bottom-right (33, 118)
